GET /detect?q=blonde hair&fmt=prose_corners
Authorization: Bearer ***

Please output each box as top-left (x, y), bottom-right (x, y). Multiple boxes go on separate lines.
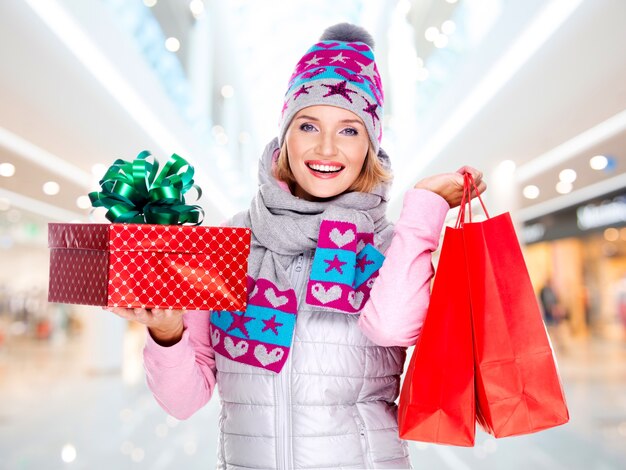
top-left (274, 144), bottom-right (392, 195)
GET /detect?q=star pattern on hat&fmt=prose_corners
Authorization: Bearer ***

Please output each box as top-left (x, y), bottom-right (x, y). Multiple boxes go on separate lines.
top-left (305, 55), bottom-right (322, 67)
top-left (293, 84), bottom-right (313, 100)
top-left (279, 31), bottom-right (385, 152)
top-left (261, 314), bottom-right (284, 335)
top-left (324, 254), bottom-right (347, 274)
top-left (227, 312), bottom-right (255, 337)
top-left (362, 97), bottom-right (380, 125)
top-left (330, 52), bottom-right (349, 64)
top-left (322, 81), bottom-right (357, 103)
top-left (356, 60), bottom-right (378, 83)
top-left (369, 82), bottom-right (383, 105)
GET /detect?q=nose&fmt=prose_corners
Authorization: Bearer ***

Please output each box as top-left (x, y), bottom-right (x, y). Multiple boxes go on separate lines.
top-left (316, 131), bottom-right (338, 157)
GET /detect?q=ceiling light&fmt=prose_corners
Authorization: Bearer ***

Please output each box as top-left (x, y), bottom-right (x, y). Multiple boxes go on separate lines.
top-left (130, 448), bottom-right (145, 463)
top-left (397, 0), bottom-right (411, 16)
top-left (43, 181), bottom-right (60, 195)
top-left (221, 85), bottom-right (235, 98)
top-left (517, 109), bottom-right (626, 182)
top-left (189, 0), bottom-right (204, 17)
top-left (393, 0), bottom-right (584, 199)
top-left (0, 162), bottom-right (15, 177)
top-left (556, 181), bottom-right (572, 194)
top-left (523, 185), bottom-right (540, 199)
top-left (216, 133), bottom-right (229, 146)
top-left (76, 195), bottom-right (91, 209)
top-left (143, 0), bottom-right (157, 7)
top-left (604, 228), bottom-right (619, 242)
top-left (238, 132), bottom-right (250, 144)
top-left (91, 163), bottom-right (107, 177)
top-left (1, 187), bottom-right (85, 221)
top-left (61, 444), bottom-right (77, 463)
top-left (424, 27), bottom-right (439, 42)
top-left (589, 155), bottom-right (608, 170)
top-left (165, 37), bottom-right (180, 52)
top-left (442, 20), bottom-right (456, 35)
top-left (559, 168), bottom-right (577, 183)
top-left (0, 126), bottom-right (91, 188)
top-left (498, 160), bottom-right (516, 173)
top-left (20, 0), bottom-right (300, 219)
top-left (434, 34), bottom-right (449, 48)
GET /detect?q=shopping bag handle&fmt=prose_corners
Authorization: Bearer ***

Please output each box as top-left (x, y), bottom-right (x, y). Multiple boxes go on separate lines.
top-left (455, 173), bottom-right (490, 228)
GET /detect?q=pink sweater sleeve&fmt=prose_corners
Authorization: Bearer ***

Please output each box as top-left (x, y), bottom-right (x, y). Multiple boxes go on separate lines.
top-left (358, 189), bottom-right (449, 347)
top-left (143, 310), bottom-right (216, 419)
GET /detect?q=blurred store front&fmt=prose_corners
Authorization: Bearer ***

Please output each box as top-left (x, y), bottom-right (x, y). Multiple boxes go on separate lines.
top-left (523, 190), bottom-right (626, 341)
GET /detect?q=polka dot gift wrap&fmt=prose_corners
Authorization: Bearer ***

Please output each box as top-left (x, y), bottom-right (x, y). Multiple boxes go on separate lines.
top-left (48, 222), bottom-right (250, 311)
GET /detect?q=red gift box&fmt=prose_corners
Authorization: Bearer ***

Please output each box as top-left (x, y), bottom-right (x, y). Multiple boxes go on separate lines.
top-left (48, 223), bottom-right (250, 311)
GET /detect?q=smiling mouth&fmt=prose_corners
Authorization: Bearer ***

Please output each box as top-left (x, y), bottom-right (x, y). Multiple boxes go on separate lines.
top-left (305, 162), bottom-right (344, 174)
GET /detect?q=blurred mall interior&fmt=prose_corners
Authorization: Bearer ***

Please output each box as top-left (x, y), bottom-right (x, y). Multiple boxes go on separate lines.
top-left (1, 0), bottom-right (625, 469)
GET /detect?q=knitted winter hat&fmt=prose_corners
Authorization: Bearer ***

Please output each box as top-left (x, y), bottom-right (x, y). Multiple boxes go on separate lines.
top-left (278, 23), bottom-right (384, 153)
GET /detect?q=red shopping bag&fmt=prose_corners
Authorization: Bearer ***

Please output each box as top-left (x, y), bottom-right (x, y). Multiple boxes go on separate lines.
top-left (461, 175), bottom-right (569, 437)
top-left (398, 224), bottom-right (476, 446)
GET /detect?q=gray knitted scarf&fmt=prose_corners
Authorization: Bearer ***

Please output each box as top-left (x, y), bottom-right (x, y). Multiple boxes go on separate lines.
top-left (209, 138), bottom-right (393, 372)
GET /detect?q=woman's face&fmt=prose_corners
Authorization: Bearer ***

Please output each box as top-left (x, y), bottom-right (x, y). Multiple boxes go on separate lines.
top-left (284, 105), bottom-right (369, 201)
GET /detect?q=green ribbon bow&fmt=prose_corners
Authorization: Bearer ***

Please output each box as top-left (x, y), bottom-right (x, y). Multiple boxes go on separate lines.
top-left (88, 151), bottom-right (204, 225)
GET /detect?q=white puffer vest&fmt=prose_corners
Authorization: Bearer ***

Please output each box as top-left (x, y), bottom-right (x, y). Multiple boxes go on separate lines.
top-left (214, 247), bottom-right (411, 470)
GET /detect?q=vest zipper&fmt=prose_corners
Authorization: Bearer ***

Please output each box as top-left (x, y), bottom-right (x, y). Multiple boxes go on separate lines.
top-left (354, 412), bottom-right (375, 468)
top-left (277, 251), bottom-right (308, 470)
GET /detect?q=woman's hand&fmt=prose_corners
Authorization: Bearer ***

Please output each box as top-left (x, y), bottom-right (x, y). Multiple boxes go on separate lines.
top-left (413, 166), bottom-right (486, 208)
top-left (106, 307), bottom-right (185, 346)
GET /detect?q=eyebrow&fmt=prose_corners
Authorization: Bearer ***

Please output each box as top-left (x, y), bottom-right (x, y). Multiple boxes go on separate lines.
top-left (294, 115), bottom-right (364, 126)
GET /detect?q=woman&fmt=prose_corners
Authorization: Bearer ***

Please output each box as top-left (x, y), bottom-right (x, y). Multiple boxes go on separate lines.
top-left (111, 23), bottom-right (485, 469)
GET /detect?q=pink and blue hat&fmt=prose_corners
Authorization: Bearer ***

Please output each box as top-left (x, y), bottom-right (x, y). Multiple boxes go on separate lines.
top-left (277, 23), bottom-right (384, 154)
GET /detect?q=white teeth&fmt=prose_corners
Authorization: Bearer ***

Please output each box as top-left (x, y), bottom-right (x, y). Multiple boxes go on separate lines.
top-left (307, 163), bottom-right (343, 173)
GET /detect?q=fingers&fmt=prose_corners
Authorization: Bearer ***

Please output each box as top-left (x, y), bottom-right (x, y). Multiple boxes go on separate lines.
top-left (152, 308), bottom-right (186, 318)
top-left (134, 307), bottom-right (154, 324)
top-left (413, 166), bottom-right (486, 209)
top-left (455, 166), bottom-right (486, 196)
top-left (105, 306), bottom-right (141, 320)
top-left (456, 165), bottom-right (481, 177)
top-left (456, 166), bottom-right (484, 186)
top-left (104, 307), bottom-right (185, 327)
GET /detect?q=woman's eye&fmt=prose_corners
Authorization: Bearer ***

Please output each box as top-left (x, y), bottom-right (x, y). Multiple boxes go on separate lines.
top-left (299, 123), bottom-right (316, 132)
top-left (341, 128), bottom-right (358, 136)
